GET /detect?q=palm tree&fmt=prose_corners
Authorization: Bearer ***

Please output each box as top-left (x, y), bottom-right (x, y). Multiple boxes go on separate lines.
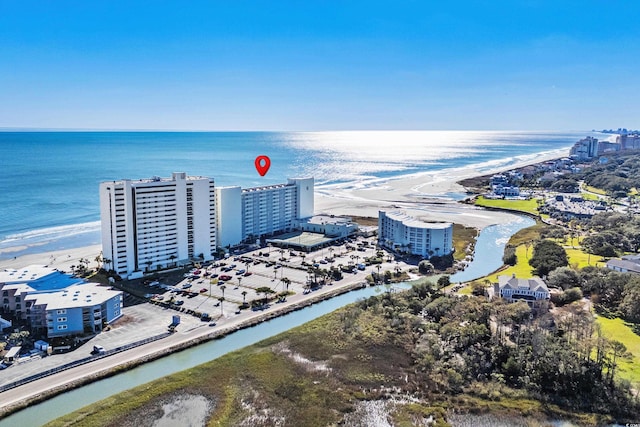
top-left (103, 257), bottom-right (112, 272)
top-left (94, 253), bottom-right (103, 270)
top-left (282, 277), bottom-right (291, 292)
top-left (524, 242), bottom-right (532, 259)
top-left (241, 290), bottom-right (248, 306)
top-left (218, 297), bottom-right (225, 315)
top-left (237, 276), bottom-right (242, 288)
top-left (220, 285), bottom-right (226, 299)
top-left (169, 254), bottom-right (177, 268)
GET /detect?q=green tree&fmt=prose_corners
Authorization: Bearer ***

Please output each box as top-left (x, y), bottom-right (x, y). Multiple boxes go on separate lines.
top-left (437, 275), bottom-right (450, 288)
top-left (418, 260), bottom-right (433, 274)
top-left (547, 266), bottom-right (581, 290)
top-left (528, 240), bottom-right (568, 276)
top-left (502, 245), bottom-right (517, 266)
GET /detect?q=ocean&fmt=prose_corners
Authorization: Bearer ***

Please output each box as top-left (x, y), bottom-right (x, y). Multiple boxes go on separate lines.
top-left (0, 130), bottom-right (601, 259)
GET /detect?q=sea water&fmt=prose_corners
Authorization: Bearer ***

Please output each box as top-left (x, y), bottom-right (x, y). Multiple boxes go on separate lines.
top-left (0, 130), bottom-right (599, 258)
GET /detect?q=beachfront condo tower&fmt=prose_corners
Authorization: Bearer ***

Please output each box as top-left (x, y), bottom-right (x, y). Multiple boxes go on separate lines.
top-left (216, 177), bottom-right (314, 248)
top-left (100, 173), bottom-right (314, 278)
top-left (378, 210), bottom-right (453, 258)
top-left (100, 172), bottom-right (217, 278)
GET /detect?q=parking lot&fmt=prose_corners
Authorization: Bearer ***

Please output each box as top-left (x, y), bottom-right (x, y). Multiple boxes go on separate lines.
top-left (147, 235), bottom-right (390, 320)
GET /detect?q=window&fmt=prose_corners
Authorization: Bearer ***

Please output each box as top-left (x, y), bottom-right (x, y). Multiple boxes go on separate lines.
top-left (57, 317), bottom-right (67, 322)
top-left (16, 304), bottom-right (21, 310)
top-left (15, 296), bottom-right (20, 302)
top-left (56, 309), bottom-right (66, 314)
top-left (57, 325), bottom-right (68, 330)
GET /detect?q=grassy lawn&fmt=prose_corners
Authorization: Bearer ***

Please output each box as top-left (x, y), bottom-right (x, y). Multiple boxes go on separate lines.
top-left (584, 185), bottom-right (607, 196)
top-left (475, 196), bottom-right (540, 216)
top-left (595, 316), bottom-right (640, 387)
top-left (508, 221), bottom-right (547, 246)
top-left (580, 191), bottom-right (599, 201)
top-left (487, 244), bottom-right (533, 282)
top-left (565, 247), bottom-right (604, 269)
top-left (452, 223), bottom-right (478, 261)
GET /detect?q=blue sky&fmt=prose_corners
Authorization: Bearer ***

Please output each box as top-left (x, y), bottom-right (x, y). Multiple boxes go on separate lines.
top-left (1, 1), bottom-right (639, 131)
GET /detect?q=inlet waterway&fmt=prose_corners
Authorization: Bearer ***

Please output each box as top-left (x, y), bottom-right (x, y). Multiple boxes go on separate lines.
top-left (0, 214), bottom-right (534, 426)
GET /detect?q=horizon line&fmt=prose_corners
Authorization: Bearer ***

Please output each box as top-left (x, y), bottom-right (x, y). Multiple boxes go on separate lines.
top-left (0, 127), bottom-right (601, 133)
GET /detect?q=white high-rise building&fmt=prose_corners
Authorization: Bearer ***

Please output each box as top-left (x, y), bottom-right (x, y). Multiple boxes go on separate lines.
top-left (101, 173), bottom-right (314, 276)
top-left (215, 186), bottom-right (243, 249)
top-left (378, 210), bottom-right (453, 258)
top-left (100, 172), bottom-right (216, 277)
top-left (216, 177), bottom-right (314, 247)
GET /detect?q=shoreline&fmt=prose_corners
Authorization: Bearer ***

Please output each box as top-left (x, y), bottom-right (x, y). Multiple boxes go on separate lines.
top-left (0, 146), bottom-right (567, 272)
top-left (0, 145), bottom-right (569, 268)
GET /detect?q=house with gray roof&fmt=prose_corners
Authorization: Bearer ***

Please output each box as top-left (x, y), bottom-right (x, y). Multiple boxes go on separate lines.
top-left (495, 274), bottom-right (550, 308)
top-left (606, 255), bottom-right (640, 274)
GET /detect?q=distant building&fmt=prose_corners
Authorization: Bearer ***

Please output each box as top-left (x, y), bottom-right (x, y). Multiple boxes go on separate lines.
top-left (617, 134), bottom-right (640, 150)
top-left (489, 174), bottom-right (520, 196)
top-left (495, 275), bottom-right (550, 307)
top-left (597, 140), bottom-right (620, 155)
top-left (378, 210), bottom-right (453, 258)
top-left (569, 136), bottom-right (599, 160)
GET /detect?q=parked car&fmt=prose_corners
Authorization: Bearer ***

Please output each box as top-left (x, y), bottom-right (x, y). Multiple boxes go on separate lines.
top-left (91, 345), bottom-right (106, 355)
top-left (175, 300), bottom-right (184, 306)
top-left (199, 288), bottom-right (207, 293)
top-left (236, 269), bottom-right (245, 275)
top-left (243, 272), bottom-right (252, 277)
top-left (219, 275), bottom-right (232, 281)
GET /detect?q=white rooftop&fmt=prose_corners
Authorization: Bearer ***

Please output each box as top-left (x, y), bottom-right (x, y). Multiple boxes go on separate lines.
top-left (2, 283), bottom-right (35, 293)
top-left (0, 265), bottom-right (57, 284)
top-left (381, 211), bottom-right (452, 229)
top-left (304, 215), bottom-right (354, 225)
top-left (25, 283), bottom-right (122, 310)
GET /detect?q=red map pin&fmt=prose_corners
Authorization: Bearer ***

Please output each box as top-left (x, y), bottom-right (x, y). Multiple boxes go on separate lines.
top-left (254, 155), bottom-right (271, 176)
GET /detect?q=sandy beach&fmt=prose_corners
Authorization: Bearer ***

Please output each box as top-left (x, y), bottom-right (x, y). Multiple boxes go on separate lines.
top-left (0, 148), bottom-right (565, 272)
